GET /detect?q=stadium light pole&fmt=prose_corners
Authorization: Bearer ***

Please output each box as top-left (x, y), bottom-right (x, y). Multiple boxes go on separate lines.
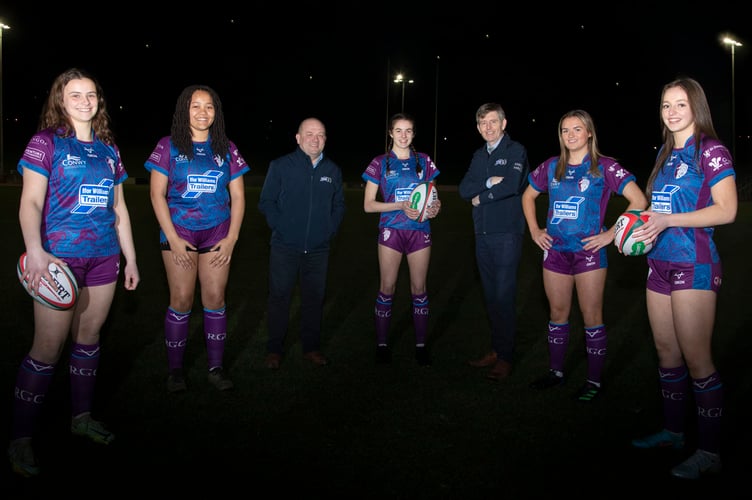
top-left (393, 73), bottom-right (414, 113)
top-left (0, 22), bottom-right (9, 182)
top-left (723, 36), bottom-right (742, 160)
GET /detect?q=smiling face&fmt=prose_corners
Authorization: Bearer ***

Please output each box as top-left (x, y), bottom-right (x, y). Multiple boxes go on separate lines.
top-left (63, 78), bottom-right (98, 125)
top-left (661, 85), bottom-right (695, 145)
top-left (188, 90), bottom-right (215, 141)
top-left (476, 111), bottom-right (506, 145)
top-left (390, 118), bottom-right (415, 153)
top-left (296, 118), bottom-right (327, 160)
top-left (560, 116), bottom-right (590, 157)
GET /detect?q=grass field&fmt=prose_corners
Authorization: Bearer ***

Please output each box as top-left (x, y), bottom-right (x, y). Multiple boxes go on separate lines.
top-left (1, 184), bottom-right (749, 497)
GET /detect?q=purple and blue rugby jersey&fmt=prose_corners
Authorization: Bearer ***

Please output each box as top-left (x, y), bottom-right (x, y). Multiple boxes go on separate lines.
top-left (649, 135), bottom-right (735, 264)
top-left (144, 136), bottom-right (250, 231)
top-left (17, 128), bottom-right (128, 258)
top-left (361, 151), bottom-right (439, 232)
top-left (528, 155), bottom-right (636, 253)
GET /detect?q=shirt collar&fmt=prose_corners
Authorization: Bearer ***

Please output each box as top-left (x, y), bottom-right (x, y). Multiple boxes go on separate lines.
top-left (312, 153), bottom-right (323, 168)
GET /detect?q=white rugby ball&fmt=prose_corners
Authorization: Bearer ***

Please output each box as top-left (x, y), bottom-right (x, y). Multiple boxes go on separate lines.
top-left (17, 253), bottom-right (79, 310)
top-left (614, 210), bottom-right (653, 256)
top-left (409, 181), bottom-right (438, 223)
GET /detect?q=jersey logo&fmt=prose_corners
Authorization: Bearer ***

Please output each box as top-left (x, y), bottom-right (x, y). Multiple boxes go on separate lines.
top-left (709, 156), bottom-right (724, 171)
top-left (675, 162), bottom-right (688, 180)
top-left (62, 154), bottom-right (85, 168)
top-left (71, 179), bottom-right (114, 214)
top-left (395, 186), bottom-right (413, 202)
top-left (650, 185), bottom-right (680, 214)
top-left (550, 196), bottom-right (585, 224)
top-left (182, 170), bottom-right (223, 199)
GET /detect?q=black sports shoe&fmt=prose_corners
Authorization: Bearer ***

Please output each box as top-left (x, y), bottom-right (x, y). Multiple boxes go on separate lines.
top-left (376, 345), bottom-right (391, 364)
top-left (529, 370), bottom-right (565, 390)
top-left (167, 369), bottom-right (187, 393)
top-left (574, 382), bottom-right (601, 402)
top-left (415, 346), bottom-right (431, 366)
top-left (208, 367), bottom-right (234, 391)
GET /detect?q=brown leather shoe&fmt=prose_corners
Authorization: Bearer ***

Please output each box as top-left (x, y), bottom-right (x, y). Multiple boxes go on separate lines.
top-left (468, 351), bottom-right (497, 368)
top-left (486, 359), bottom-right (512, 381)
top-left (303, 351), bottom-right (328, 366)
top-left (265, 353), bottom-right (282, 370)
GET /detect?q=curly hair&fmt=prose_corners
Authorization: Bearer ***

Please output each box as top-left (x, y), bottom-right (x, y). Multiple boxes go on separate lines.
top-left (39, 68), bottom-right (114, 145)
top-left (170, 84), bottom-right (230, 160)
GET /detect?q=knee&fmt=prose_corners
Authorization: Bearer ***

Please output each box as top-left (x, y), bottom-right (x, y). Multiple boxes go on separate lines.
top-left (202, 292), bottom-right (225, 310)
top-left (29, 340), bottom-right (65, 365)
top-left (170, 291), bottom-right (195, 312)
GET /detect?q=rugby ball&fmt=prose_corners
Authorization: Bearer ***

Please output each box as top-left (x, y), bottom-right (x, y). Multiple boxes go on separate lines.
top-left (614, 210), bottom-right (653, 256)
top-left (17, 253), bottom-right (79, 310)
top-left (409, 181), bottom-right (438, 223)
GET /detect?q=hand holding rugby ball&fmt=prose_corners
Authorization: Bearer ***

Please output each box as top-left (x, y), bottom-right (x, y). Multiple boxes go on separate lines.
top-left (614, 210), bottom-right (653, 256)
top-left (409, 181), bottom-right (438, 223)
top-left (17, 253), bottom-right (79, 310)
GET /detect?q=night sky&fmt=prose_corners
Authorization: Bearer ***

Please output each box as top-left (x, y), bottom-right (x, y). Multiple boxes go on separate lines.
top-left (1, 4), bottom-right (749, 184)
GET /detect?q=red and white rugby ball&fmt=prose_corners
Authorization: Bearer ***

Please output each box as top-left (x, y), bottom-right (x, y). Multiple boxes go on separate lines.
top-left (614, 210), bottom-right (653, 256)
top-left (409, 181), bottom-right (438, 223)
top-left (17, 253), bottom-right (79, 310)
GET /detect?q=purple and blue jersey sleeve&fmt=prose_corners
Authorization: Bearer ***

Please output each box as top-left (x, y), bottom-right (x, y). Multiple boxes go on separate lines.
top-left (17, 129), bottom-right (127, 258)
top-left (145, 137), bottom-right (250, 231)
top-left (362, 152), bottom-right (440, 232)
top-left (649, 136), bottom-right (735, 264)
top-left (529, 155), bottom-right (635, 253)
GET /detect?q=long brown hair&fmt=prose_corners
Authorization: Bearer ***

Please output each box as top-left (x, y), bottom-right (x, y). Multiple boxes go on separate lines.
top-left (385, 112), bottom-right (423, 177)
top-left (39, 68), bottom-right (114, 145)
top-left (553, 109), bottom-right (605, 181)
top-left (645, 77), bottom-right (719, 195)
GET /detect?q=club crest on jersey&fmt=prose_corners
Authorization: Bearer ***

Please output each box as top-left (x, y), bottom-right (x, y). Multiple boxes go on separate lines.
top-left (675, 163), bottom-right (688, 179)
top-left (106, 156), bottom-right (116, 175)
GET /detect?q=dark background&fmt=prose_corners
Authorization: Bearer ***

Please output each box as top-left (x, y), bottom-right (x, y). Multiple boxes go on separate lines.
top-left (1, 4), bottom-right (751, 493)
top-left (1, 3), bottom-right (750, 184)
top-left (1, 186), bottom-right (749, 496)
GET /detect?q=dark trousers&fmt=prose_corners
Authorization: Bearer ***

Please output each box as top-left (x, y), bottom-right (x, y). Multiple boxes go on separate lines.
top-left (475, 232), bottom-right (523, 363)
top-left (266, 244), bottom-right (330, 354)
